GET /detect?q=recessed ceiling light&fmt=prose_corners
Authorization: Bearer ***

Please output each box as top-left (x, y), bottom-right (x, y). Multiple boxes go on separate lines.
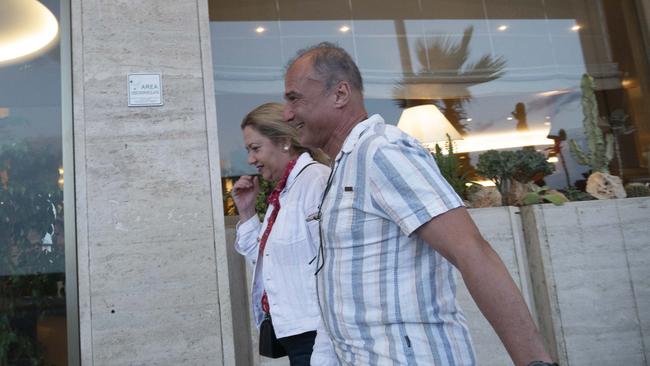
top-left (498, 25), bottom-right (508, 31)
top-left (507, 116), bottom-right (513, 120)
top-left (571, 25), bottom-right (581, 31)
top-left (544, 121), bottom-right (551, 126)
top-left (255, 26), bottom-right (265, 34)
top-left (339, 25), bottom-right (350, 33)
top-left (466, 118), bottom-right (473, 122)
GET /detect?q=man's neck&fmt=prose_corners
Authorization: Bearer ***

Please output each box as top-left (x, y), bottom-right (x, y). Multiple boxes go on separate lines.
top-left (323, 110), bottom-right (368, 160)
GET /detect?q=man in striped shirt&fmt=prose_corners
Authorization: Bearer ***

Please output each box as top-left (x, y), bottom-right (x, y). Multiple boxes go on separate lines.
top-left (283, 42), bottom-right (557, 366)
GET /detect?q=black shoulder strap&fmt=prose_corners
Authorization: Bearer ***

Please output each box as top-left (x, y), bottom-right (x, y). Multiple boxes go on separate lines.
top-left (294, 162), bottom-right (317, 179)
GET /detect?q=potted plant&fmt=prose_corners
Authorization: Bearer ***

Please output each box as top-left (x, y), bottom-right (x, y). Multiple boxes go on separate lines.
top-left (476, 149), bottom-right (554, 206)
top-left (569, 74), bottom-right (626, 199)
top-left (432, 135), bottom-right (472, 200)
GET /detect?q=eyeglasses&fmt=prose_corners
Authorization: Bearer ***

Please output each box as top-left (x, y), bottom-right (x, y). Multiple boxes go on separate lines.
top-left (308, 161), bottom-right (338, 275)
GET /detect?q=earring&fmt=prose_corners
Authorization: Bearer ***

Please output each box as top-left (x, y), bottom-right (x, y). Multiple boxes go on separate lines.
top-left (283, 146), bottom-right (289, 151)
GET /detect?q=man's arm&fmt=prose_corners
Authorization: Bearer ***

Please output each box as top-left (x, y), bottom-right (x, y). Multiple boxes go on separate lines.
top-left (415, 206), bottom-right (554, 366)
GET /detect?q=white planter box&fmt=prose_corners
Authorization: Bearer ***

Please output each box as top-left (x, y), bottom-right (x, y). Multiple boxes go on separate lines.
top-left (521, 197), bottom-right (650, 365)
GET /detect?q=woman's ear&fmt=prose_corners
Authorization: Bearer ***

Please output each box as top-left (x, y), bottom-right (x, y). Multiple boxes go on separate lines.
top-left (281, 137), bottom-right (292, 152)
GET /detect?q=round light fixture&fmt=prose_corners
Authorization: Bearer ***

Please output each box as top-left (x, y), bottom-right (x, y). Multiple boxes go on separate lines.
top-left (0, 0), bottom-right (59, 65)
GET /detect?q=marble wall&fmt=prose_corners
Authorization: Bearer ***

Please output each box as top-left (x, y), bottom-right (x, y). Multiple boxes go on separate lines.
top-left (522, 197), bottom-right (650, 365)
top-left (71, 0), bottom-right (235, 364)
top-left (232, 200), bottom-right (650, 365)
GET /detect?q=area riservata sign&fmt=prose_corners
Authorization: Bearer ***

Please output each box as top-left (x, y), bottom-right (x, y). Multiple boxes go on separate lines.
top-left (128, 73), bottom-right (163, 107)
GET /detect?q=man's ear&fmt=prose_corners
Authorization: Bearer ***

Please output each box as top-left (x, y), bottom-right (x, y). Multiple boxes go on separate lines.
top-left (332, 81), bottom-right (352, 108)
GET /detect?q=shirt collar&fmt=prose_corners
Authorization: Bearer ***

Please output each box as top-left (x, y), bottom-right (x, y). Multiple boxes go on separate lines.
top-left (283, 152), bottom-right (314, 192)
top-left (336, 114), bottom-right (384, 159)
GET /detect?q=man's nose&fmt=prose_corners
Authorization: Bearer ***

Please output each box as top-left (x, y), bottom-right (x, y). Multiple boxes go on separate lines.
top-left (283, 105), bottom-right (294, 121)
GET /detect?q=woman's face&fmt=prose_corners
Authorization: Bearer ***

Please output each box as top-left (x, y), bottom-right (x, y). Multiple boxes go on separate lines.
top-left (243, 126), bottom-right (291, 181)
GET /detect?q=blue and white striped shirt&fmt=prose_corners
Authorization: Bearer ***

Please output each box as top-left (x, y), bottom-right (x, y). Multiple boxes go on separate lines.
top-left (317, 115), bottom-right (476, 365)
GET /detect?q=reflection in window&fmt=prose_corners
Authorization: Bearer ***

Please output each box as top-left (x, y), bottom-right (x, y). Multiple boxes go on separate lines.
top-left (0, 1), bottom-right (68, 365)
top-left (210, 0), bottom-right (650, 214)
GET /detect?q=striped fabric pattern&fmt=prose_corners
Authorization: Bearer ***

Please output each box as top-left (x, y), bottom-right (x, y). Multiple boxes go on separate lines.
top-left (317, 115), bottom-right (476, 365)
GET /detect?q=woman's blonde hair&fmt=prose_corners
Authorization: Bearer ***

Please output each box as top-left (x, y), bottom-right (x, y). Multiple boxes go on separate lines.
top-left (241, 102), bottom-right (329, 165)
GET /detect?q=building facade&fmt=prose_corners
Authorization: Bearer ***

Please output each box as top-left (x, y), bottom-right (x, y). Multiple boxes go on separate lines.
top-left (1, 0), bottom-right (649, 365)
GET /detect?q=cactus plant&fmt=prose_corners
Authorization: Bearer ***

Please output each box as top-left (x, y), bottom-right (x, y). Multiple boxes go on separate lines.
top-left (569, 74), bottom-right (614, 173)
top-left (625, 183), bottom-right (650, 198)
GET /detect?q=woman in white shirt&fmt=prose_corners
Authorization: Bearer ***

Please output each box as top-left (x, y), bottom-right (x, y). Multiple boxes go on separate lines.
top-left (231, 103), bottom-right (336, 365)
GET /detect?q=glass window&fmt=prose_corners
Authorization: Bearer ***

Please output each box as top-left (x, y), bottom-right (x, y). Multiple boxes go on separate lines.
top-left (209, 0), bottom-right (650, 213)
top-left (0, 1), bottom-right (73, 365)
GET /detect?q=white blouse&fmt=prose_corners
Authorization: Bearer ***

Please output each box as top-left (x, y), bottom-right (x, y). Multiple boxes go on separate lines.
top-left (234, 153), bottom-right (333, 348)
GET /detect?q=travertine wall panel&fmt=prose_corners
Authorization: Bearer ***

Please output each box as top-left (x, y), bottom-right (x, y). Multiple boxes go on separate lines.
top-left (523, 198), bottom-right (650, 365)
top-left (72, 0), bottom-right (231, 364)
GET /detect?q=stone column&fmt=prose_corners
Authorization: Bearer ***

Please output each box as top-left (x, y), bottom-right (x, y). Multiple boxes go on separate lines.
top-left (71, 0), bottom-right (235, 364)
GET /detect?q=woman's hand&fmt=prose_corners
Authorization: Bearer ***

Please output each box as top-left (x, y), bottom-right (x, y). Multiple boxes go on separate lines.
top-left (231, 175), bottom-right (260, 221)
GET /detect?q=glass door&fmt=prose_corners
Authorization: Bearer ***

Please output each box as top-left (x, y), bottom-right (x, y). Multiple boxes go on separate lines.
top-left (0, 1), bottom-right (76, 365)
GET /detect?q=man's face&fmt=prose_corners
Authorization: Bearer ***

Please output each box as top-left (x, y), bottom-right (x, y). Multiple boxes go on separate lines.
top-left (283, 57), bottom-right (335, 149)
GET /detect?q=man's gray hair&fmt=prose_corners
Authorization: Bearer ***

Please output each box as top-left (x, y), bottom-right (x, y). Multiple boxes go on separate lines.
top-left (288, 42), bottom-right (364, 93)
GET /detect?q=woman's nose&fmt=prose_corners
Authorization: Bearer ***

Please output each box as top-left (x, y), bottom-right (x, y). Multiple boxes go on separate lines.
top-left (247, 153), bottom-right (256, 165)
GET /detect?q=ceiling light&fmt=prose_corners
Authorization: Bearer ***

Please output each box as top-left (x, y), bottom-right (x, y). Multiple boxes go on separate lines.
top-left (571, 25), bottom-right (581, 31)
top-left (255, 26), bottom-right (265, 34)
top-left (507, 116), bottom-right (513, 121)
top-left (339, 25), bottom-right (350, 33)
top-left (0, 0), bottom-right (59, 65)
top-left (498, 25), bottom-right (508, 31)
top-left (466, 118), bottom-right (473, 122)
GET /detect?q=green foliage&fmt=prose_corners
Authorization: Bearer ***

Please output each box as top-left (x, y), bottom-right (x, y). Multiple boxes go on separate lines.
top-left (625, 183), bottom-right (650, 198)
top-left (522, 185), bottom-right (568, 206)
top-left (0, 142), bottom-right (63, 366)
top-left (560, 186), bottom-right (596, 202)
top-left (569, 74), bottom-right (614, 173)
top-left (432, 136), bottom-right (470, 199)
top-left (255, 177), bottom-right (274, 218)
top-left (476, 149), bottom-right (554, 205)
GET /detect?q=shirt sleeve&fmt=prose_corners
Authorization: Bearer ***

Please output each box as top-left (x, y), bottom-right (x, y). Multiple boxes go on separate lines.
top-left (368, 139), bottom-right (464, 236)
top-left (235, 215), bottom-right (262, 264)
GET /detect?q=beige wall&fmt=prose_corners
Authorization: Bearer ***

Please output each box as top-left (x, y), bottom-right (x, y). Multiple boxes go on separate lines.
top-left (71, 0), bottom-right (235, 364)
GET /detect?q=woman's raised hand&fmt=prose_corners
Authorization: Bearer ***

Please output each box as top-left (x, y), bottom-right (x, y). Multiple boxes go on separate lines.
top-left (231, 175), bottom-right (260, 221)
